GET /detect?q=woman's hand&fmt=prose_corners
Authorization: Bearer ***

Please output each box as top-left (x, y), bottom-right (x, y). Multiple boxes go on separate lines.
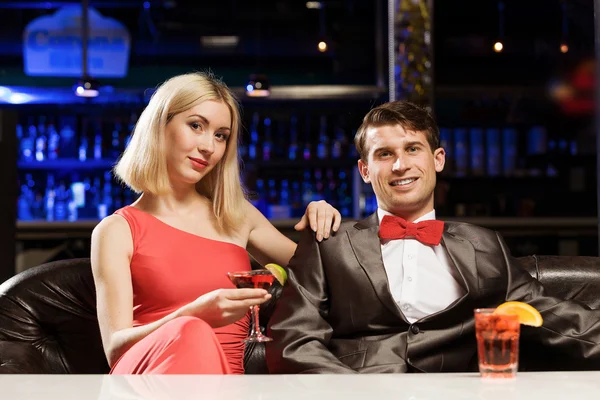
top-left (179, 288), bottom-right (271, 328)
top-left (294, 200), bottom-right (342, 242)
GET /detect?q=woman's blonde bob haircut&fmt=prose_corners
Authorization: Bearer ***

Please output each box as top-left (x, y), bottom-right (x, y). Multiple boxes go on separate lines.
top-left (114, 71), bottom-right (246, 233)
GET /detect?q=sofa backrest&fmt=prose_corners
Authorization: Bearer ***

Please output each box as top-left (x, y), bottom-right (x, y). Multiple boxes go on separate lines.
top-left (0, 255), bottom-right (599, 374)
top-left (0, 258), bottom-right (108, 373)
top-left (517, 255), bottom-right (600, 308)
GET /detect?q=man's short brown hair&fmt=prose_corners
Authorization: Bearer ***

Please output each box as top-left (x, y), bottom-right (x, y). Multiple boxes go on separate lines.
top-left (354, 101), bottom-right (440, 161)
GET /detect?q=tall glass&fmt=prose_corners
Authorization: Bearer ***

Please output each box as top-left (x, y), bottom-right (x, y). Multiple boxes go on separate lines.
top-left (227, 270), bottom-right (275, 343)
top-left (474, 308), bottom-right (520, 379)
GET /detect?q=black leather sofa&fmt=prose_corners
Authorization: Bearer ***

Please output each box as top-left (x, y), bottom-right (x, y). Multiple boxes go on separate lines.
top-left (0, 255), bottom-right (599, 374)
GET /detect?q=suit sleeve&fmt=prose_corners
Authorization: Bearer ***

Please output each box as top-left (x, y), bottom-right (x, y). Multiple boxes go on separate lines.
top-left (498, 232), bottom-right (600, 361)
top-left (265, 227), bottom-right (356, 374)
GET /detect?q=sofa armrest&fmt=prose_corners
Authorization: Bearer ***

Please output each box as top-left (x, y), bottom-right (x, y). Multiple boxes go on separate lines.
top-left (0, 341), bottom-right (55, 374)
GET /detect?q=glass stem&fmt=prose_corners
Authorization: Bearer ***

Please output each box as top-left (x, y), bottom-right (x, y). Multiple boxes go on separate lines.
top-left (251, 305), bottom-right (261, 336)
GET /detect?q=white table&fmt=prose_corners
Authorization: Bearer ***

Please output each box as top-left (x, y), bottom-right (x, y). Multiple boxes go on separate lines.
top-left (2, 372), bottom-right (599, 400)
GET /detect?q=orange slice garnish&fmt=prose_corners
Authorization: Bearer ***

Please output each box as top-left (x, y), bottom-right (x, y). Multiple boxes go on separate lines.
top-left (494, 301), bottom-right (543, 327)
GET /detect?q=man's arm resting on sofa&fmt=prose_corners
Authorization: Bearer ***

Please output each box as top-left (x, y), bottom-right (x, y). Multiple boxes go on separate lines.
top-left (0, 341), bottom-right (56, 374)
top-left (266, 229), bottom-right (356, 374)
top-left (499, 232), bottom-right (600, 361)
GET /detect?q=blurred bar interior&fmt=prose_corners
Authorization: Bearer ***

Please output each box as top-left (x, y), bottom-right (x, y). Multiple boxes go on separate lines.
top-left (0, 0), bottom-right (597, 283)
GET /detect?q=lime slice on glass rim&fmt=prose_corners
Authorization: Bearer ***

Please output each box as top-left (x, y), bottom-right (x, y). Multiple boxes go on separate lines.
top-left (265, 263), bottom-right (287, 285)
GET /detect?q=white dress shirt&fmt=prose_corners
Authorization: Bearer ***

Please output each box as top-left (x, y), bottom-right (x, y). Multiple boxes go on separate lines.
top-left (378, 208), bottom-right (466, 323)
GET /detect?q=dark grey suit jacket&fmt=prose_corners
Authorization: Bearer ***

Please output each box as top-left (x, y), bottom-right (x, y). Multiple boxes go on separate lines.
top-left (266, 213), bottom-right (600, 373)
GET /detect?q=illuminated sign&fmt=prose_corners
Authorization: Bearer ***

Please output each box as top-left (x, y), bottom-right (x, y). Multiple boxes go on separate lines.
top-left (23, 6), bottom-right (130, 77)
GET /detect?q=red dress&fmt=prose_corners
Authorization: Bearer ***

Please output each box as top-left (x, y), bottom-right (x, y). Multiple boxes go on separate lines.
top-left (109, 206), bottom-right (250, 374)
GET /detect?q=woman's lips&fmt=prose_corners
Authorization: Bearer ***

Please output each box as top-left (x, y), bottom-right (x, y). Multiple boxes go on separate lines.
top-left (189, 157), bottom-right (209, 169)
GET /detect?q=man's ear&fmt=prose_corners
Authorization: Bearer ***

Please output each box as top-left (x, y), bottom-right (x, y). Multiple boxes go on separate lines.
top-left (358, 159), bottom-right (370, 183)
top-left (433, 148), bottom-right (446, 173)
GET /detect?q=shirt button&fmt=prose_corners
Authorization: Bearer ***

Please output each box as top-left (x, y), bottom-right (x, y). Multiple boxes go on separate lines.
top-left (407, 276), bottom-right (413, 282)
top-left (407, 254), bottom-right (414, 260)
top-left (411, 325), bottom-right (420, 334)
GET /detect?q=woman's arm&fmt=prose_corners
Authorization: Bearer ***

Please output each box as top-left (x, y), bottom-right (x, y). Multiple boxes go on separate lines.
top-left (91, 215), bottom-right (269, 367)
top-left (246, 201), bottom-right (297, 267)
top-left (91, 215), bottom-right (137, 366)
top-left (246, 200), bottom-right (342, 267)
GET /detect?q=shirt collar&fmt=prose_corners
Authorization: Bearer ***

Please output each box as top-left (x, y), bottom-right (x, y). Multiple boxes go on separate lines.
top-left (377, 208), bottom-right (436, 225)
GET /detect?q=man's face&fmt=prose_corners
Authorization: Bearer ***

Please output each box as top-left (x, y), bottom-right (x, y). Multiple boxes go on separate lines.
top-left (358, 124), bottom-right (445, 221)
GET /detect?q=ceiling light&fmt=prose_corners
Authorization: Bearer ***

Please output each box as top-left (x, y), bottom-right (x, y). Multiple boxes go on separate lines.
top-left (201, 36), bottom-right (240, 48)
top-left (245, 74), bottom-right (271, 98)
top-left (493, 41), bottom-right (503, 53)
top-left (318, 41), bottom-right (328, 52)
top-left (74, 77), bottom-right (100, 98)
top-left (306, 1), bottom-right (323, 9)
top-left (7, 93), bottom-right (32, 104)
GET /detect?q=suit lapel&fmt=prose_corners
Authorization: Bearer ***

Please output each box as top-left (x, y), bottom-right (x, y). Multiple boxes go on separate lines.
top-left (347, 213), bottom-right (406, 321)
top-left (440, 224), bottom-right (478, 300)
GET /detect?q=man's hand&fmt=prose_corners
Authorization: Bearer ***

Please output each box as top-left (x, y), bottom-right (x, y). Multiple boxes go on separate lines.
top-left (294, 200), bottom-right (342, 242)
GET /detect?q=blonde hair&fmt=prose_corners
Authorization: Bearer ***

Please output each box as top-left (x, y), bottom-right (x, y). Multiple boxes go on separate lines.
top-left (114, 72), bottom-right (246, 233)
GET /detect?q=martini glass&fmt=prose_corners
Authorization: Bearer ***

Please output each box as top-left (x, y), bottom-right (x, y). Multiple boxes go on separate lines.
top-left (227, 269), bottom-right (275, 343)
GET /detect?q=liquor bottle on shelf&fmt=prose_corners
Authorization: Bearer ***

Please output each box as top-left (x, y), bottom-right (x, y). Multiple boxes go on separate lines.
top-left (526, 126), bottom-right (547, 156)
top-left (486, 128), bottom-right (501, 177)
top-left (316, 115), bottom-right (329, 160)
top-left (21, 116), bottom-right (36, 162)
top-left (288, 114), bottom-right (299, 161)
top-left (301, 169), bottom-right (315, 205)
top-left (248, 112), bottom-right (260, 161)
top-left (302, 115), bottom-right (312, 161)
top-left (70, 180), bottom-right (85, 221)
top-left (291, 181), bottom-right (303, 217)
top-left (502, 127), bottom-right (518, 177)
top-left (124, 113), bottom-right (137, 149)
top-left (47, 117), bottom-right (60, 160)
top-left (323, 168), bottom-right (337, 209)
top-left (93, 120), bottom-right (103, 160)
top-left (251, 178), bottom-right (268, 216)
top-left (439, 127), bottom-right (454, 175)
top-left (469, 128), bottom-right (484, 176)
top-left (53, 181), bottom-right (68, 221)
top-left (35, 116), bottom-right (47, 162)
top-left (110, 121), bottom-right (123, 160)
top-left (45, 174), bottom-right (56, 221)
top-left (262, 117), bottom-right (272, 162)
top-left (337, 169), bottom-right (353, 217)
top-left (331, 118), bottom-right (348, 159)
top-left (78, 120), bottom-right (89, 162)
top-left (280, 179), bottom-right (290, 207)
top-left (17, 184), bottom-right (34, 221)
top-left (313, 169), bottom-right (325, 202)
top-left (453, 128), bottom-right (468, 177)
top-left (59, 116), bottom-right (78, 159)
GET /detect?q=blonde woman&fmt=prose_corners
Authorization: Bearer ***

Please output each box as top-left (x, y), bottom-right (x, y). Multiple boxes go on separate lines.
top-left (91, 72), bottom-right (341, 374)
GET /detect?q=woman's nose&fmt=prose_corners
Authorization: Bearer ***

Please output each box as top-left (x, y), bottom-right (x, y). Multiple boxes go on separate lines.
top-left (198, 135), bottom-right (215, 155)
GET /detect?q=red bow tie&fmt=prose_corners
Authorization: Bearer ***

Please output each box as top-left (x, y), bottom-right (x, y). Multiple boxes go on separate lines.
top-left (379, 215), bottom-right (444, 246)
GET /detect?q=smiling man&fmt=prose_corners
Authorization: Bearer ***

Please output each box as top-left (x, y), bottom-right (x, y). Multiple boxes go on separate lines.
top-left (266, 100), bottom-right (600, 374)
